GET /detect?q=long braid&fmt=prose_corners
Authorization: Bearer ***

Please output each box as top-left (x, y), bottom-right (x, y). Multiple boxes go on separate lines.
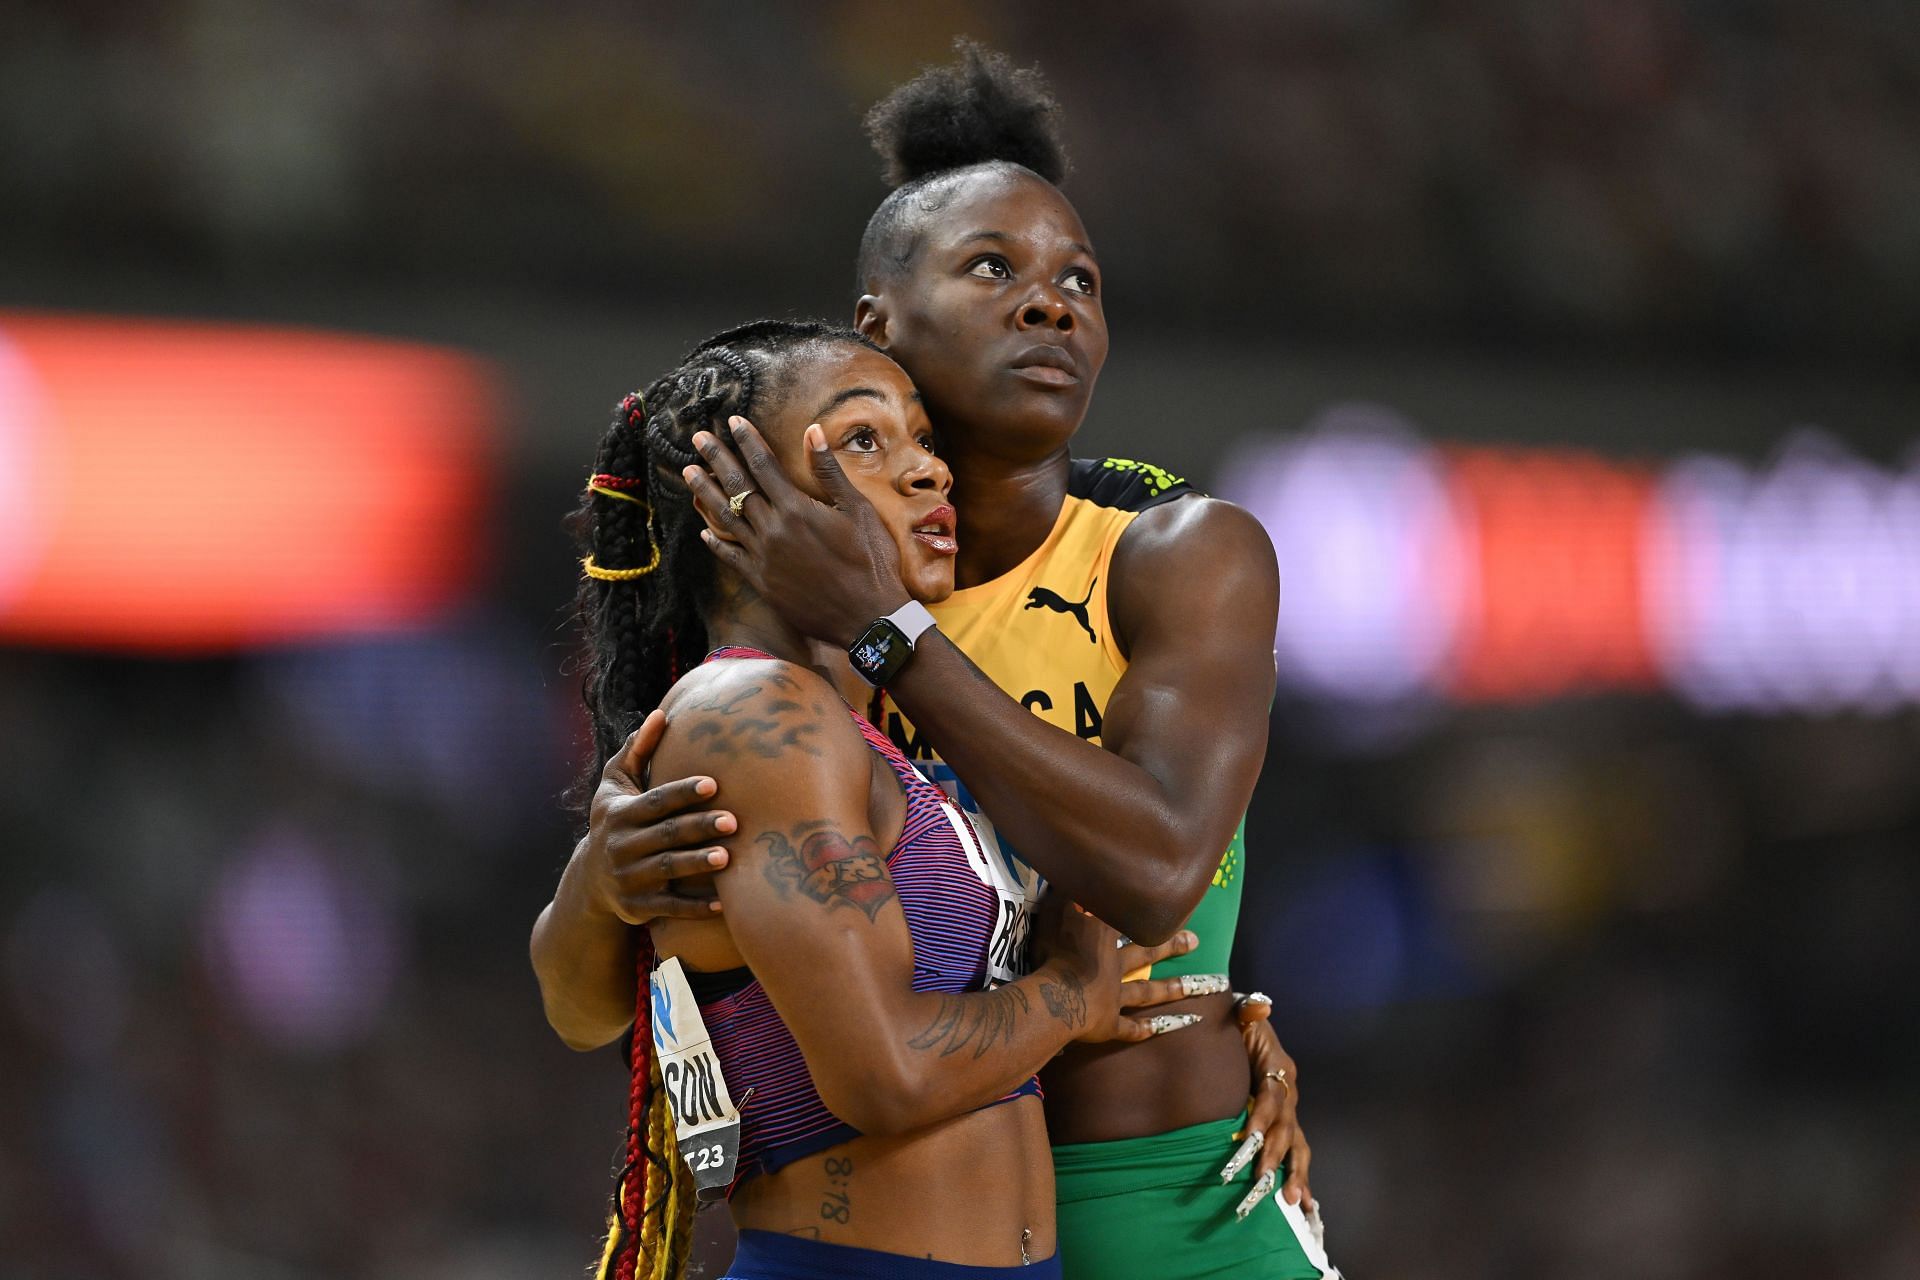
top-left (572, 318), bottom-right (881, 1280)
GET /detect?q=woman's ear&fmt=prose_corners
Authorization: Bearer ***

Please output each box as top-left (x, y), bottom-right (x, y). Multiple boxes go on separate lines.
top-left (855, 294), bottom-right (891, 348)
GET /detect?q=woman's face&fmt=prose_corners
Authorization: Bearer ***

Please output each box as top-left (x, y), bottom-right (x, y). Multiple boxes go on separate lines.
top-left (758, 344), bottom-right (957, 604)
top-left (859, 169), bottom-right (1109, 461)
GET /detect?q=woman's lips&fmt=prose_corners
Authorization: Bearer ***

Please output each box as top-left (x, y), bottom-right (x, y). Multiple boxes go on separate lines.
top-left (912, 531), bottom-right (959, 555)
top-left (911, 506), bottom-right (958, 556)
top-left (1010, 343), bottom-right (1080, 386)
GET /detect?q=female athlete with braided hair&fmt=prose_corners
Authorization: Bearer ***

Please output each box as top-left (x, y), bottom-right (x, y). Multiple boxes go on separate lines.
top-left (532, 319), bottom-right (1204, 1280)
top-left (595, 45), bottom-right (1336, 1278)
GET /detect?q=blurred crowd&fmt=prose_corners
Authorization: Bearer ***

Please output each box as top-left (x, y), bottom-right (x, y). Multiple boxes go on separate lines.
top-left (3, 1), bottom-right (1916, 362)
top-left (3, 3), bottom-right (1919, 1278)
top-left (4, 629), bottom-right (1918, 1278)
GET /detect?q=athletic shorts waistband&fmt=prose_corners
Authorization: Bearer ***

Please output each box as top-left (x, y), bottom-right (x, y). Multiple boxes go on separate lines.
top-left (726, 1230), bottom-right (1062, 1280)
top-left (1050, 1112), bottom-right (1248, 1202)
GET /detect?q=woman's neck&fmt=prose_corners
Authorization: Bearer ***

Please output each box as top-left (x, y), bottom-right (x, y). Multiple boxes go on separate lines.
top-left (704, 578), bottom-right (870, 706)
top-left (944, 444), bottom-right (1072, 589)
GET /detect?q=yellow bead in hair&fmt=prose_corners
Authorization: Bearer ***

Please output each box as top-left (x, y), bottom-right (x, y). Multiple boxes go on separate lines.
top-left (582, 545), bottom-right (661, 581)
top-left (590, 484), bottom-right (648, 506)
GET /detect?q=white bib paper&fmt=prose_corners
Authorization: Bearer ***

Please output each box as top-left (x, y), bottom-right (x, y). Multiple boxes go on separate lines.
top-left (648, 956), bottom-right (745, 1201)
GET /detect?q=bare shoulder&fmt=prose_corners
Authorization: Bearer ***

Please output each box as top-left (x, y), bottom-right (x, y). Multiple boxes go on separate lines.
top-left (1111, 496), bottom-right (1278, 626)
top-left (656, 657), bottom-right (865, 775)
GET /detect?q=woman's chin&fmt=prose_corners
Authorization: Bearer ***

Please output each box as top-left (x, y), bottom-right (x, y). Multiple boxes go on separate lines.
top-left (907, 564), bottom-right (956, 605)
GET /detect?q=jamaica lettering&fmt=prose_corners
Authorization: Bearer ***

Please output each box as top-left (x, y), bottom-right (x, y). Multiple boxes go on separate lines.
top-left (888, 682), bottom-right (1103, 760)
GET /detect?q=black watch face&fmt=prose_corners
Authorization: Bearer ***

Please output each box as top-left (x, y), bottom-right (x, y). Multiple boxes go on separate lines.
top-left (850, 620), bottom-right (904, 686)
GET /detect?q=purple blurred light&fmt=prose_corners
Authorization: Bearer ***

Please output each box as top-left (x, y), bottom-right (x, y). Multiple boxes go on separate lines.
top-left (1652, 434), bottom-right (1920, 713)
top-left (0, 334), bottom-right (48, 611)
top-left (204, 832), bottom-right (399, 1053)
top-left (1218, 406), bottom-right (1462, 703)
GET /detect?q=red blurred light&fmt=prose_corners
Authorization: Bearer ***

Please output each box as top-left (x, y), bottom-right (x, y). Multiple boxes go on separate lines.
top-left (0, 312), bottom-right (499, 652)
top-left (1444, 447), bottom-right (1659, 701)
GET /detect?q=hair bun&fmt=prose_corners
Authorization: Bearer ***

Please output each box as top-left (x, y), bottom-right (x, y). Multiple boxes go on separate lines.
top-left (865, 39), bottom-right (1069, 187)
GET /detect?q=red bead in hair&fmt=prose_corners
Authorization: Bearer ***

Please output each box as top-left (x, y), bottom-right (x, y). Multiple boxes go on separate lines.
top-left (590, 473), bottom-right (647, 490)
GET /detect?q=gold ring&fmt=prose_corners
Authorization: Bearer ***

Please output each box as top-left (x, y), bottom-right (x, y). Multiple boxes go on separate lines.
top-left (727, 489), bottom-right (755, 517)
top-left (1263, 1069), bottom-right (1290, 1096)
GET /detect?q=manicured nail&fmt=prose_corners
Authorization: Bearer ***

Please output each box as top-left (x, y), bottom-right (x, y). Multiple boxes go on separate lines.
top-left (705, 849), bottom-right (728, 867)
top-left (1146, 1013), bottom-right (1202, 1036)
top-left (1180, 973), bottom-right (1231, 998)
top-left (708, 900), bottom-right (724, 913)
top-left (1179, 930), bottom-right (1199, 949)
top-left (805, 424), bottom-right (826, 451)
top-left (682, 465), bottom-right (700, 484)
top-left (1113, 935), bottom-right (1132, 950)
top-left (1218, 1129), bottom-right (1264, 1183)
top-left (692, 432), bottom-right (714, 450)
top-left (1235, 1169), bottom-right (1276, 1220)
top-left (714, 814), bottom-right (736, 834)
top-left (695, 778), bottom-right (717, 797)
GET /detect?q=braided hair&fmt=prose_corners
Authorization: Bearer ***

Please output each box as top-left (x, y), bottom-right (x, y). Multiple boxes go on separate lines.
top-left (856, 39), bottom-right (1071, 292)
top-left (572, 317), bottom-right (879, 1280)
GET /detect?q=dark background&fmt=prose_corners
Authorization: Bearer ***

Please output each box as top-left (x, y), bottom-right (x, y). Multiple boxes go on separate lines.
top-left (2, 4), bottom-right (1917, 1277)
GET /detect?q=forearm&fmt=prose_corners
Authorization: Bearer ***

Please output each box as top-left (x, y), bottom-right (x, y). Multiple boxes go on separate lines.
top-left (529, 839), bottom-right (640, 1051)
top-left (838, 958), bottom-right (1093, 1134)
top-left (888, 636), bottom-right (1220, 940)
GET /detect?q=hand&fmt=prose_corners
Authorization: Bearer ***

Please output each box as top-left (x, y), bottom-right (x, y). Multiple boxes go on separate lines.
top-left (585, 709), bottom-right (739, 924)
top-left (1109, 930), bottom-right (1217, 1041)
top-left (1026, 894), bottom-right (1124, 1039)
top-left (683, 416), bottom-right (909, 646)
top-left (1228, 996), bottom-right (1312, 1208)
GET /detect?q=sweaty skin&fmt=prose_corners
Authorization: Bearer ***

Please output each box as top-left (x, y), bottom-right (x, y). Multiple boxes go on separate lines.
top-left (684, 168), bottom-right (1309, 1200)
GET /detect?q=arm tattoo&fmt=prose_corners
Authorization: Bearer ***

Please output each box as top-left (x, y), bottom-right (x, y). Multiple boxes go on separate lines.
top-left (682, 676), bottom-right (824, 760)
top-left (907, 984), bottom-right (1030, 1059)
top-left (760, 828), bottom-right (895, 921)
top-left (1037, 973), bottom-right (1088, 1030)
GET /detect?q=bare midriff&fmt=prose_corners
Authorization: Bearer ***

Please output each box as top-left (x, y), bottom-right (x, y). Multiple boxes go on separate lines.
top-left (1041, 991), bottom-right (1246, 1144)
top-left (729, 1093), bottom-right (1054, 1265)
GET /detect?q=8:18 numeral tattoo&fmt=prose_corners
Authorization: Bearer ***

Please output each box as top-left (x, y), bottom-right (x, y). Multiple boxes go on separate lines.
top-left (819, 1155), bottom-right (853, 1225)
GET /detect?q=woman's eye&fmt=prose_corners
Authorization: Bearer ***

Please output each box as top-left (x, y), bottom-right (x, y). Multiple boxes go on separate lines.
top-left (842, 427), bottom-right (879, 453)
top-left (968, 257), bottom-right (1011, 280)
top-left (917, 434), bottom-right (937, 453)
top-left (1063, 269), bottom-right (1098, 296)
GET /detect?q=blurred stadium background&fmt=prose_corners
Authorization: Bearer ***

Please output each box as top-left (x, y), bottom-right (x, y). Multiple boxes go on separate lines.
top-left (3, 3), bottom-right (1917, 1277)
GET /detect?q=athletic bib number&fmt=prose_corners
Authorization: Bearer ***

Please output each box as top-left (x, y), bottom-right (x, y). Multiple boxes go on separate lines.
top-left (935, 797), bottom-right (1040, 986)
top-left (648, 957), bottom-right (745, 1201)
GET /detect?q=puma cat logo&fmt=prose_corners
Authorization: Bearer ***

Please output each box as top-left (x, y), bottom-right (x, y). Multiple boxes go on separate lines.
top-left (1024, 579), bottom-right (1098, 644)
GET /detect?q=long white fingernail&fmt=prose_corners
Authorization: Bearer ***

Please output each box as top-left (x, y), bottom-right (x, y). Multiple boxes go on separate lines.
top-left (1180, 973), bottom-right (1231, 998)
top-left (1235, 1169), bottom-right (1277, 1220)
top-left (1146, 1013), bottom-right (1203, 1036)
top-left (1114, 935), bottom-right (1132, 950)
top-left (1218, 1129), bottom-right (1264, 1183)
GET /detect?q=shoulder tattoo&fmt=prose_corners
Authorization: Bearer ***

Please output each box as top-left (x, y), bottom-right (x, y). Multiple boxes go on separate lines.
top-left (759, 826), bottom-right (895, 922)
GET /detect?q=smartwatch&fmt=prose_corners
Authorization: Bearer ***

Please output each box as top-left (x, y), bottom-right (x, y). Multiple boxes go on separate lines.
top-left (847, 601), bottom-right (939, 688)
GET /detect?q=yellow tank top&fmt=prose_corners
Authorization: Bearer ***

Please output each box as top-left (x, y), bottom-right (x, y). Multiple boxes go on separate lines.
top-left (880, 458), bottom-right (1245, 981)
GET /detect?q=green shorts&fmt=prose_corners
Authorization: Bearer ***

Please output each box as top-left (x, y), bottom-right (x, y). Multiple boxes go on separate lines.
top-left (1052, 1114), bottom-right (1326, 1280)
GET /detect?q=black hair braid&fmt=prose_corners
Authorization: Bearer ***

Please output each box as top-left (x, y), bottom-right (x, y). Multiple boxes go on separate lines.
top-left (570, 319), bottom-right (882, 813)
top-left (856, 40), bottom-right (1069, 292)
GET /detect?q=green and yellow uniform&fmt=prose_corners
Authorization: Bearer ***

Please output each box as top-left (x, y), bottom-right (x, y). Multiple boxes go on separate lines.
top-left (881, 458), bottom-right (1321, 1279)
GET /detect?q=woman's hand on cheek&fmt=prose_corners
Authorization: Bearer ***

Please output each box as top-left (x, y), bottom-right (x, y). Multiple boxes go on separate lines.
top-left (685, 417), bottom-right (909, 646)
